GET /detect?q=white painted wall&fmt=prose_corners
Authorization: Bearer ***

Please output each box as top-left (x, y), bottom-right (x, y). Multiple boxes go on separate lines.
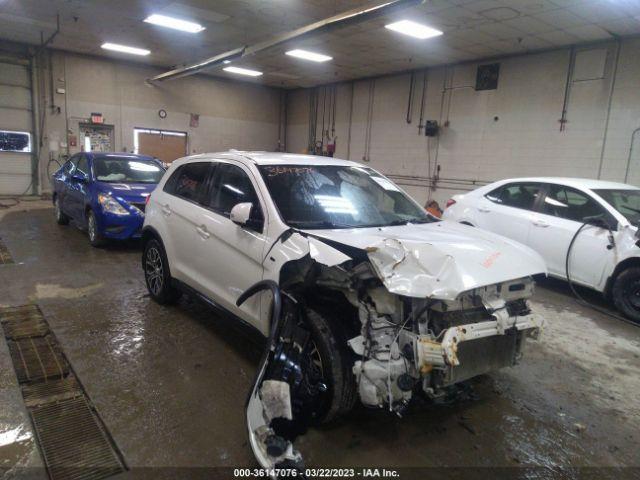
top-left (286, 38), bottom-right (640, 207)
top-left (34, 50), bottom-right (283, 193)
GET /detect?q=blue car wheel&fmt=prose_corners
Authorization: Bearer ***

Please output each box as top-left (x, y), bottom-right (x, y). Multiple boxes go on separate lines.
top-left (87, 210), bottom-right (106, 248)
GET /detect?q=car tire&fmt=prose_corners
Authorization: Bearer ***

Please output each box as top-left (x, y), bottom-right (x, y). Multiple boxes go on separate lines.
top-left (54, 197), bottom-right (69, 225)
top-left (86, 210), bottom-right (106, 247)
top-left (612, 267), bottom-right (640, 323)
top-left (303, 308), bottom-right (357, 423)
top-left (143, 238), bottom-right (182, 304)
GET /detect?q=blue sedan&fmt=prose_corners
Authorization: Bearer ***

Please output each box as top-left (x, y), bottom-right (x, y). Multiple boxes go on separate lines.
top-left (52, 152), bottom-right (165, 247)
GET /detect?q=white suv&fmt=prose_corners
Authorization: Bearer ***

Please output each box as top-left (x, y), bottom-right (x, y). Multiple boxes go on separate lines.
top-left (142, 151), bottom-right (546, 469)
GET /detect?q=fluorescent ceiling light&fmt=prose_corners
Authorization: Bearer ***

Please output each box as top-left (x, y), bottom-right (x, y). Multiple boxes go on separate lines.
top-left (384, 20), bottom-right (443, 39)
top-left (101, 42), bottom-right (150, 56)
top-left (285, 49), bottom-right (332, 62)
top-left (144, 14), bottom-right (205, 33)
top-left (223, 60), bottom-right (231, 64)
top-left (223, 66), bottom-right (263, 77)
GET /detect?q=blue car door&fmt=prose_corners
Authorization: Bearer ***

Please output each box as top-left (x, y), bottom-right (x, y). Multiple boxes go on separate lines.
top-left (57, 155), bottom-right (78, 216)
top-left (65, 154), bottom-right (91, 222)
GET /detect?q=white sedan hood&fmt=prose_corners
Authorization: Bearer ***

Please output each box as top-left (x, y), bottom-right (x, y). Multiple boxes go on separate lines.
top-left (303, 220), bottom-right (547, 300)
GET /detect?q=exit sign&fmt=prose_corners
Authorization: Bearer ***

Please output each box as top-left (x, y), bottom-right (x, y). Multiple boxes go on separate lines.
top-left (90, 112), bottom-right (104, 124)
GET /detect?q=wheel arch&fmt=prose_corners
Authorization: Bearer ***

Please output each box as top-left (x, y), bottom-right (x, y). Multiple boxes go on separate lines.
top-left (604, 257), bottom-right (640, 299)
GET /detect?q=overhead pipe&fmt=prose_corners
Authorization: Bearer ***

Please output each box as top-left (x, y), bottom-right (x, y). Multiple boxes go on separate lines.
top-left (149, 0), bottom-right (424, 83)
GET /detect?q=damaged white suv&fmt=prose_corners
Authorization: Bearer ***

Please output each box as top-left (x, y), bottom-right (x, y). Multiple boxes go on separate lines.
top-left (142, 151), bottom-right (546, 469)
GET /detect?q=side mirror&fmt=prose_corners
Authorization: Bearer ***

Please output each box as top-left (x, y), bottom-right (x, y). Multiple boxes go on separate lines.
top-left (230, 202), bottom-right (253, 227)
top-left (71, 172), bottom-right (87, 183)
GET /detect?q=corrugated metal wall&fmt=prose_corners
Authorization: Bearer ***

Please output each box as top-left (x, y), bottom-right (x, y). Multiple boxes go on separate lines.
top-left (0, 55), bottom-right (33, 195)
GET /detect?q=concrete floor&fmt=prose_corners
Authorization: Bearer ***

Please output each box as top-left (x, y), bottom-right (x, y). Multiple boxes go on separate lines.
top-left (1, 200), bottom-right (639, 478)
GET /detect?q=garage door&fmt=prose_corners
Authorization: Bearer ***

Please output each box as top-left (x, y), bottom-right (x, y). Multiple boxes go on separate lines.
top-left (0, 58), bottom-right (33, 195)
top-left (135, 128), bottom-right (187, 164)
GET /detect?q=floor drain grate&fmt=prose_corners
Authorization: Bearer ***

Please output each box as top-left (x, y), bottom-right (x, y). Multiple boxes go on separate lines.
top-left (8, 336), bottom-right (69, 383)
top-left (0, 305), bottom-right (49, 338)
top-left (0, 305), bottom-right (126, 480)
top-left (0, 236), bottom-right (14, 264)
top-left (31, 397), bottom-right (125, 480)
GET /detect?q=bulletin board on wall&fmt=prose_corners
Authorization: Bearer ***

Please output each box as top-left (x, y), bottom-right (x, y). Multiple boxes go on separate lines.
top-left (79, 124), bottom-right (114, 152)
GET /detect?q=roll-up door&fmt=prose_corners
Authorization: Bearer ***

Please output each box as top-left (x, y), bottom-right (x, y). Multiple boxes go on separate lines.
top-left (0, 58), bottom-right (33, 195)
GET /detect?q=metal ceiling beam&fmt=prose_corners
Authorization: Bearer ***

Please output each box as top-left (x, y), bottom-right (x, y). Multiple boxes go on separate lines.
top-left (149, 0), bottom-right (424, 83)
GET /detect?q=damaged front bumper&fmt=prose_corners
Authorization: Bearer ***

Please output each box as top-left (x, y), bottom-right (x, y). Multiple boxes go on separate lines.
top-left (416, 310), bottom-right (543, 369)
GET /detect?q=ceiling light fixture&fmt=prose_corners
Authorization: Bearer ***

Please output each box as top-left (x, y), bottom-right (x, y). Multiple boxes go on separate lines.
top-left (384, 20), bottom-right (443, 39)
top-left (101, 42), bottom-right (150, 56)
top-left (144, 14), bottom-right (205, 33)
top-left (223, 66), bottom-right (263, 77)
top-left (285, 49), bottom-right (332, 62)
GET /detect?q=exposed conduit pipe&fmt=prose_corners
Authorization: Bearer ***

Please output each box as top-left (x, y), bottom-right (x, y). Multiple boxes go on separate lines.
top-left (624, 127), bottom-right (640, 183)
top-left (597, 39), bottom-right (622, 179)
top-left (363, 79), bottom-right (375, 162)
top-left (559, 46), bottom-right (576, 132)
top-left (406, 71), bottom-right (415, 124)
top-left (346, 81), bottom-right (354, 159)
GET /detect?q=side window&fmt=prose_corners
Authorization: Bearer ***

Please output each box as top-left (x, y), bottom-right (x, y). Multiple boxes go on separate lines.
top-left (65, 156), bottom-right (78, 174)
top-left (208, 163), bottom-right (263, 222)
top-left (171, 162), bottom-right (211, 203)
top-left (163, 165), bottom-right (183, 195)
top-left (76, 155), bottom-right (89, 176)
top-left (542, 185), bottom-right (610, 223)
top-left (485, 183), bottom-right (543, 211)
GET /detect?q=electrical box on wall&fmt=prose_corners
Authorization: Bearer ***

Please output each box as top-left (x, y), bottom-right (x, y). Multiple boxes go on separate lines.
top-left (424, 120), bottom-right (439, 137)
top-left (475, 63), bottom-right (500, 91)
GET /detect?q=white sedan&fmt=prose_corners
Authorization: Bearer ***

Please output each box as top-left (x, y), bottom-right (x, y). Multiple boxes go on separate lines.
top-left (443, 177), bottom-right (640, 321)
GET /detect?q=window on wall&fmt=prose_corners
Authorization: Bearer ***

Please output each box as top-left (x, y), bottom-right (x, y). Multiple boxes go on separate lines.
top-left (0, 130), bottom-right (31, 153)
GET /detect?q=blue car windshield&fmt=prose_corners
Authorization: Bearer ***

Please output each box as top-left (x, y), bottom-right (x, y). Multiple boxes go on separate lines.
top-left (93, 156), bottom-right (164, 184)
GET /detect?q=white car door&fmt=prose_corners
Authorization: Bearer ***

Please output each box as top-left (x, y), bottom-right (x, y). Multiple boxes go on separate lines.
top-left (159, 161), bottom-right (213, 285)
top-left (527, 184), bottom-right (617, 289)
top-left (195, 160), bottom-right (269, 325)
top-left (474, 182), bottom-right (544, 246)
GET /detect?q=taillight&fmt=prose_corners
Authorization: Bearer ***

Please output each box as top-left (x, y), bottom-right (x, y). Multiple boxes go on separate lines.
top-left (445, 198), bottom-right (456, 209)
top-left (145, 195), bottom-right (151, 206)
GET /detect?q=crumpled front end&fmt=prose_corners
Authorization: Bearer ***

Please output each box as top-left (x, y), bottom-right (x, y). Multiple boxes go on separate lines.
top-left (243, 227), bottom-right (546, 472)
top-left (349, 273), bottom-right (542, 412)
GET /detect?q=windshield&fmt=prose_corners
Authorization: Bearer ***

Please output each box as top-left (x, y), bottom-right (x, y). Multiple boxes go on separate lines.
top-left (593, 189), bottom-right (640, 226)
top-left (258, 164), bottom-right (434, 229)
top-left (93, 156), bottom-right (164, 184)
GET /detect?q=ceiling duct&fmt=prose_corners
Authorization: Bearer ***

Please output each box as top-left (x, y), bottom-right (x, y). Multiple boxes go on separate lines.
top-left (149, 0), bottom-right (425, 82)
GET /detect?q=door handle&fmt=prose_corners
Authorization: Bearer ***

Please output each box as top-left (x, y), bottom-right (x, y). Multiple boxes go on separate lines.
top-left (478, 207), bottom-right (491, 213)
top-left (161, 204), bottom-right (171, 216)
top-left (532, 219), bottom-right (549, 227)
top-left (196, 225), bottom-right (210, 239)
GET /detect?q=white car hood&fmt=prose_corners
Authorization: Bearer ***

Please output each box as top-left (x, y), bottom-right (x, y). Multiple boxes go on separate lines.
top-left (302, 220), bottom-right (547, 300)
